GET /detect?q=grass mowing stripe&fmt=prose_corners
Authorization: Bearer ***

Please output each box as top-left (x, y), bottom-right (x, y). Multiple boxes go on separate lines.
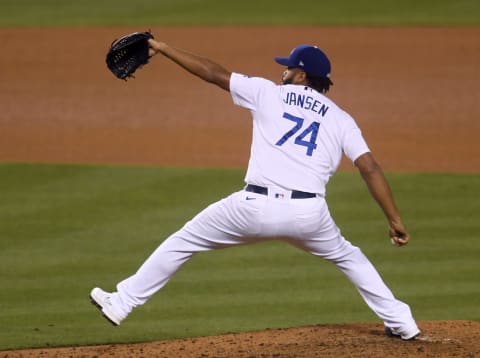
top-left (0, 163), bottom-right (478, 349)
top-left (0, 0), bottom-right (479, 26)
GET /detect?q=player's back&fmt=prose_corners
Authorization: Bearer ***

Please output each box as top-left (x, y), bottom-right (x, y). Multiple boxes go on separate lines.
top-left (230, 74), bottom-right (369, 195)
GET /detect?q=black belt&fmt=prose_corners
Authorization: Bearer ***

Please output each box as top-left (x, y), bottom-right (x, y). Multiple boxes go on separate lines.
top-left (245, 184), bottom-right (316, 199)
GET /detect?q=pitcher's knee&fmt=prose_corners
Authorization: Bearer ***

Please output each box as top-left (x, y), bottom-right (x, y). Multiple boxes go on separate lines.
top-left (321, 240), bottom-right (364, 263)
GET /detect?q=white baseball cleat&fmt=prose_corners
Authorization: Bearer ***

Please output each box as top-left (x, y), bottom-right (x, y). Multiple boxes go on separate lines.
top-left (90, 287), bottom-right (126, 326)
top-left (385, 325), bottom-right (421, 340)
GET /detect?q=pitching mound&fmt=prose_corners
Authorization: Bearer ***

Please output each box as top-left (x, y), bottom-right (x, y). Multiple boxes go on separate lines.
top-left (2, 320), bottom-right (478, 357)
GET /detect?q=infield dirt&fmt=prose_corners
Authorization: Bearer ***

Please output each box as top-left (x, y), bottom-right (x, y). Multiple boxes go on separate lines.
top-left (1, 26), bottom-right (479, 172)
top-left (0, 26), bottom-right (479, 357)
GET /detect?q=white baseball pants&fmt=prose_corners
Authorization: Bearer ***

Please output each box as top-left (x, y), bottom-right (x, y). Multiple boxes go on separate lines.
top-left (113, 186), bottom-right (417, 331)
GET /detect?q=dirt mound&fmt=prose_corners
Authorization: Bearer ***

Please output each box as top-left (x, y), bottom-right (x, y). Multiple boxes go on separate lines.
top-left (2, 320), bottom-right (478, 357)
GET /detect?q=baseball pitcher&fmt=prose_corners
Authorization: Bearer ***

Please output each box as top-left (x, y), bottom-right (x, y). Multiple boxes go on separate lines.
top-left (91, 35), bottom-right (420, 341)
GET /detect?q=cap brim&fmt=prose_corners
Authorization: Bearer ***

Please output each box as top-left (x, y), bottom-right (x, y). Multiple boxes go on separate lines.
top-left (274, 56), bottom-right (291, 66)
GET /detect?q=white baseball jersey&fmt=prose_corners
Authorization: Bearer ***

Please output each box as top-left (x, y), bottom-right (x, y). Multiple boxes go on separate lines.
top-left (230, 73), bottom-right (370, 196)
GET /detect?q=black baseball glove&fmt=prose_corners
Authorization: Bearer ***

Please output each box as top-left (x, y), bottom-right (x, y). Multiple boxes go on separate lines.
top-left (106, 31), bottom-right (154, 80)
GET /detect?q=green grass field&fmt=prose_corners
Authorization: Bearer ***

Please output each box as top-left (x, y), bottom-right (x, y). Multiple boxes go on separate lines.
top-left (0, 163), bottom-right (478, 350)
top-left (0, 0), bottom-right (479, 27)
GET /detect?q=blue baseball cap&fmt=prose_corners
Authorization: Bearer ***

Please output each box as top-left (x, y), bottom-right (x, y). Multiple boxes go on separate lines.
top-left (274, 45), bottom-right (331, 78)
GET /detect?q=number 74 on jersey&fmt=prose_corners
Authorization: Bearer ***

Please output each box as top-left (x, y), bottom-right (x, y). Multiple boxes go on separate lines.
top-left (276, 112), bottom-right (320, 156)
